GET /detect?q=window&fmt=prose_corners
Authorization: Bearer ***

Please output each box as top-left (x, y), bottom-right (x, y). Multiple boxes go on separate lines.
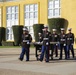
top-left (6, 6), bottom-right (18, 41)
top-left (24, 4), bottom-right (38, 40)
top-left (48, 0), bottom-right (60, 18)
top-left (0, 8), bottom-right (1, 27)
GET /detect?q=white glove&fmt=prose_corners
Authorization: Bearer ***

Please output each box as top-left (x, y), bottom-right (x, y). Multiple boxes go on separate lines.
top-left (38, 42), bottom-right (40, 44)
top-left (46, 42), bottom-right (49, 45)
top-left (64, 44), bottom-right (66, 46)
top-left (27, 42), bottom-right (30, 44)
top-left (56, 44), bottom-right (58, 46)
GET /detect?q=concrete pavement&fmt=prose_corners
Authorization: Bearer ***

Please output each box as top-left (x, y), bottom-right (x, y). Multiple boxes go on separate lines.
top-left (0, 47), bottom-right (76, 75)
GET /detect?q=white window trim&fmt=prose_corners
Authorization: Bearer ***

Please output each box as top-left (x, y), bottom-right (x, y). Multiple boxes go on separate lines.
top-left (6, 6), bottom-right (19, 41)
top-left (48, 0), bottom-right (61, 18)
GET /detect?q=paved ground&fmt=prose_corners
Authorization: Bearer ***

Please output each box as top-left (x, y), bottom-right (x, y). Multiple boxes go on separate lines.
top-left (0, 47), bottom-right (76, 75)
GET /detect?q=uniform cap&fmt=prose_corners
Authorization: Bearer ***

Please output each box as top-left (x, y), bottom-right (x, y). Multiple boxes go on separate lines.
top-left (44, 25), bottom-right (48, 28)
top-left (38, 33), bottom-right (41, 34)
top-left (52, 29), bottom-right (57, 31)
top-left (42, 28), bottom-right (46, 31)
top-left (23, 27), bottom-right (28, 31)
top-left (68, 28), bottom-right (72, 31)
top-left (61, 28), bottom-right (65, 31)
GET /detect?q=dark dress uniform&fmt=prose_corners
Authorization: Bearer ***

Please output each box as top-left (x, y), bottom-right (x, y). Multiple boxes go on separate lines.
top-left (66, 32), bottom-right (75, 58)
top-left (19, 33), bottom-right (32, 61)
top-left (38, 33), bottom-right (43, 42)
top-left (40, 31), bottom-right (50, 62)
top-left (59, 33), bottom-right (67, 59)
top-left (50, 33), bottom-right (59, 59)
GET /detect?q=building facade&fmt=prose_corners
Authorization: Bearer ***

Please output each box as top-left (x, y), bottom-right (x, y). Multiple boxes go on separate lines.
top-left (0, 0), bottom-right (76, 48)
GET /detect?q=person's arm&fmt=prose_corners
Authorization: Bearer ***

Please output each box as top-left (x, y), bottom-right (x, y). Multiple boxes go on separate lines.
top-left (72, 33), bottom-right (74, 44)
top-left (29, 34), bottom-right (32, 43)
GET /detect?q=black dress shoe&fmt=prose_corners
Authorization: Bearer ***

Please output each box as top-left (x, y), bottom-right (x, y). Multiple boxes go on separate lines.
top-left (51, 57), bottom-right (53, 60)
top-left (65, 57), bottom-right (67, 60)
top-left (26, 60), bottom-right (29, 61)
top-left (45, 61), bottom-right (49, 63)
top-left (59, 58), bottom-right (62, 60)
top-left (39, 59), bottom-right (43, 62)
top-left (18, 58), bottom-right (23, 61)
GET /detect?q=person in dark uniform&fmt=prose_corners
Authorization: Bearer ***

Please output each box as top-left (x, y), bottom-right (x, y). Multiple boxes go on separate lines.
top-left (40, 25), bottom-right (50, 62)
top-left (50, 29), bottom-right (59, 60)
top-left (59, 28), bottom-right (67, 60)
top-left (19, 27), bottom-right (32, 61)
top-left (66, 28), bottom-right (75, 58)
top-left (38, 33), bottom-right (43, 42)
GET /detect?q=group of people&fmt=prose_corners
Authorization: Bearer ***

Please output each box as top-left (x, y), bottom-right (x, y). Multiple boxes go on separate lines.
top-left (19, 25), bottom-right (75, 62)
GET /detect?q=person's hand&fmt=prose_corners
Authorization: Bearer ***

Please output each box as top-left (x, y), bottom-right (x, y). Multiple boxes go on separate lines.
top-left (56, 44), bottom-right (58, 46)
top-left (27, 42), bottom-right (30, 44)
top-left (64, 44), bottom-right (66, 46)
top-left (46, 42), bottom-right (48, 45)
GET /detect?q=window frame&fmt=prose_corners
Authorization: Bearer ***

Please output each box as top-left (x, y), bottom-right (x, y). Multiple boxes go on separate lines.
top-left (24, 4), bottom-right (38, 40)
top-left (6, 6), bottom-right (19, 41)
top-left (48, 0), bottom-right (61, 18)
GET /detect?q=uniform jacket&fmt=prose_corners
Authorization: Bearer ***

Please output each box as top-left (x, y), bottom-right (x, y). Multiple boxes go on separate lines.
top-left (21, 33), bottom-right (32, 48)
top-left (66, 33), bottom-right (74, 45)
top-left (59, 33), bottom-right (67, 44)
top-left (42, 31), bottom-right (51, 46)
top-left (38, 34), bottom-right (43, 42)
top-left (50, 33), bottom-right (59, 42)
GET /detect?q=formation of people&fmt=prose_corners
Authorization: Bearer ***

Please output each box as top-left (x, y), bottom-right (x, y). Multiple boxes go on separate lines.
top-left (19, 25), bottom-right (75, 62)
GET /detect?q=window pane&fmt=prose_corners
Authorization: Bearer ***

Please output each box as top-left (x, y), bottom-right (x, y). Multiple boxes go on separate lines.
top-left (30, 19), bottom-right (33, 26)
top-left (25, 13), bottom-right (29, 19)
top-left (29, 26), bottom-right (33, 33)
top-left (48, 0), bottom-right (53, 9)
top-left (7, 14), bottom-right (11, 20)
top-left (12, 6), bottom-right (15, 13)
top-left (11, 14), bottom-right (15, 20)
top-left (34, 4), bottom-right (38, 11)
top-left (54, 8), bottom-right (59, 16)
top-left (7, 20), bottom-right (11, 27)
top-left (34, 12), bottom-right (38, 18)
top-left (29, 5), bottom-right (34, 11)
top-left (15, 13), bottom-right (18, 19)
top-left (7, 7), bottom-right (11, 13)
top-left (48, 9), bottom-right (53, 17)
top-left (15, 6), bottom-right (18, 12)
top-left (29, 12), bottom-right (33, 18)
top-left (25, 19), bottom-right (29, 26)
top-left (55, 0), bottom-right (59, 8)
top-left (25, 5), bottom-right (29, 12)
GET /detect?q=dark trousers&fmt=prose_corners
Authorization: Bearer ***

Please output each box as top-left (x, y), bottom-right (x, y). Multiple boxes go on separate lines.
top-left (51, 44), bottom-right (58, 58)
top-left (60, 44), bottom-right (67, 59)
top-left (20, 47), bottom-right (29, 61)
top-left (40, 45), bottom-right (49, 62)
top-left (67, 44), bottom-right (74, 58)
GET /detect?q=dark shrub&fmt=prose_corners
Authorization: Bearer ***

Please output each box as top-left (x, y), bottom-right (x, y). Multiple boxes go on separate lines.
top-left (48, 18), bottom-right (67, 33)
top-left (33, 24), bottom-right (44, 42)
top-left (0, 27), bottom-right (6, 46)
top-left (12, 25), bottom-right (23, 46)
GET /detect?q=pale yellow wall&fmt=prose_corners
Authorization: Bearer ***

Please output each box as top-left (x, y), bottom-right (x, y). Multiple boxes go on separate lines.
top-left (0, 0), bottom-right (48, 27)
top-left (1, 0), bottom-right (76, 48)
top-left (61, 0), bottom-right (76, 48)
top-left (19, 0), bottom-right (48, 25)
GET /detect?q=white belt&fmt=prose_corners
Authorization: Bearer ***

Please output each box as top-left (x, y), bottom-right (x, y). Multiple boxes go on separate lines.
top-left (23, 40), bottom-right (29, 42)
top-left (61, 39), bottom-right (65, 41)
top-left (43, 38), bottom-right (49, 40)
top-left (67, 38), bottom-right (72, 40)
